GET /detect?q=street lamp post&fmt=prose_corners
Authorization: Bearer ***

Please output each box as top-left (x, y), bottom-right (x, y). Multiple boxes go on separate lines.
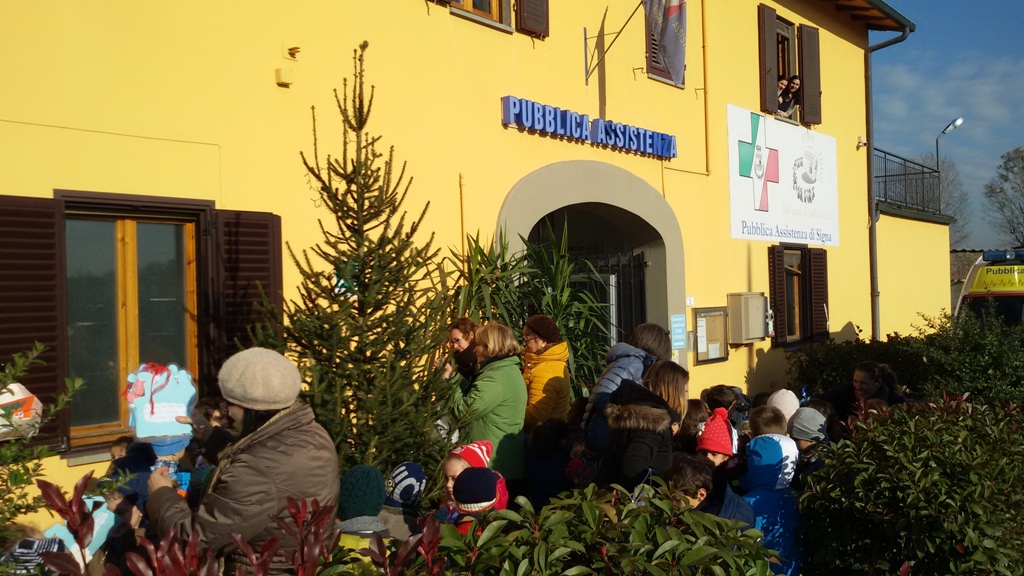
top-left (935, 117), bottom-right (964, 212)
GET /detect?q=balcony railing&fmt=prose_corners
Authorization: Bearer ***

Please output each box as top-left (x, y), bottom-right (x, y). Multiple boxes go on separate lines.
top-left (873, 148), bottom-right (941, 214)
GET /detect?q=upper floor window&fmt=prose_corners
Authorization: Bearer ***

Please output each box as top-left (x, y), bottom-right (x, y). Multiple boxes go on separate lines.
top-left (758, 4), bottom-right (821, 125)
top-left (446, 0), bottom-right (548, 37)
top-left (451, 0), bottom-right (500, 22)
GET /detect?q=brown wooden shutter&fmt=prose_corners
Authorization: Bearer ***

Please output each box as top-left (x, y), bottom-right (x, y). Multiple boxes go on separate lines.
top-left (205, 210), bottom-right (282, 382)
top-left (808, 247), bottom-right (829, 340)
top-left (516, 0), bottom-right (548, 38)
top-left (0, 195), bottom-right (69, 451)
top-left (758, 4), bottom-right (779, 114)
top-left (645, 4), bottom-right (672, 82)
top-left (768, 245), bottom-right (787, 347)
top-left (798, 25), bottom-right (822, 125)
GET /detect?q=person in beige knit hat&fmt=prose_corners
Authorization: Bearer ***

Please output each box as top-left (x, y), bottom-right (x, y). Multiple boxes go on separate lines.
top-left (146, 348), bottom-right (339, 576)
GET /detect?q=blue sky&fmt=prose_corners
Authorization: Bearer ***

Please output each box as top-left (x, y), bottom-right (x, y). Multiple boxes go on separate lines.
top-left (870, 0), bottom-right (1024, 248)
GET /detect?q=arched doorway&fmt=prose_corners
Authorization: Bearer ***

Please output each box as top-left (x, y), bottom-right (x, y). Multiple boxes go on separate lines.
top-left (528, 203), bottom-right (662, 342)
top-left (498, 160), bottom-right (685, 356)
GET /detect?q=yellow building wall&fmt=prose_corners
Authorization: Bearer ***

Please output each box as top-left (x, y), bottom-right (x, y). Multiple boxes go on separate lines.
top-left (877, 214), bottom-right (952, 335)
top-left (0, 1), bottom-right (943, 510)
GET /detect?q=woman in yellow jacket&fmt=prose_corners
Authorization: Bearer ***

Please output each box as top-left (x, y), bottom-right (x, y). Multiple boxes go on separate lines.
top-left (521, 315), bottom-right (571, 431)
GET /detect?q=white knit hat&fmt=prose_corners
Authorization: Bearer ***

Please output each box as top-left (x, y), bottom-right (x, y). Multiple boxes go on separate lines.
top-left (218, 348), bottom-right (301, 410)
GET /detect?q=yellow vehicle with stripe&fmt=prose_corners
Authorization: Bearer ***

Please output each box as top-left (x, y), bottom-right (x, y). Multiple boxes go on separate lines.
top-left (956, 250), bottom-right (1024, 325)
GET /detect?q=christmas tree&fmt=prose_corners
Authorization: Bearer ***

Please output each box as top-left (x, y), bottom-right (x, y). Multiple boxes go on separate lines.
top-left (260, 42), bottom-right (454, 478)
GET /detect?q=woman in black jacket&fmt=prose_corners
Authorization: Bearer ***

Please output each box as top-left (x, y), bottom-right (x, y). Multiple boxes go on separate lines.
top-left (600, 361), bottom-right (688, 490)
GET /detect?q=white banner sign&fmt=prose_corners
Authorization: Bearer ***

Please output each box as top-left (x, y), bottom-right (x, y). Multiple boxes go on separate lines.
top-left (727, 104), bottom-right (839, 246)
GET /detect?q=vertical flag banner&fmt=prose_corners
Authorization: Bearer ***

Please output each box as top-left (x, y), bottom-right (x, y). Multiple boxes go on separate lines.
top-left (645, 0), bottom-right (687, 86)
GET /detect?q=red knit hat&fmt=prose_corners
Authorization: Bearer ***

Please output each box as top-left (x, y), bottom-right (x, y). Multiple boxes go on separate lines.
top-left (697, 408), bottom-right (734, 456)
top-left (450, 440), bottom-right (493, 468)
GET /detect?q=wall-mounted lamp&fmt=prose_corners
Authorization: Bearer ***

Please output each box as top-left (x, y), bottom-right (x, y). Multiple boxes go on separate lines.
top-left (287, 46), bottom-right (301, 59)
top-left (857, 136), bottom-right (868, 150)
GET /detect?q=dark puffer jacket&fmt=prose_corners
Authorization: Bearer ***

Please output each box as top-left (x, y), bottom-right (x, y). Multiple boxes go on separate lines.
top-left (147, 403), bottom-right (340, 576)
top-left (599, 380), bottom-right (676, 490)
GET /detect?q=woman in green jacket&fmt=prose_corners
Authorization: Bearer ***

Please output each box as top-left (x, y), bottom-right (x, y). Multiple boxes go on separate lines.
top-left (451, 322), bottom-right (527, 481)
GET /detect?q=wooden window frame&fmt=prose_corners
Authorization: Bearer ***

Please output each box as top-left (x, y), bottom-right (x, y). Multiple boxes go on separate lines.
top-left (758, 4), bottom-right (821, 125)
top-left (64, 214), bottom-right (200, 447)
top-left (451, 0), bottom-right (502, 23)
top-left (769, 244), bottom-right (828, 347)
top-left (0, 191), bottom-right (281, 452)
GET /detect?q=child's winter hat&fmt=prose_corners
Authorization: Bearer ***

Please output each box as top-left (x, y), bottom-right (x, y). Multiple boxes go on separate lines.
top-left (218, 348), bottom-right (301, 411)
top-left (767, 389), bottom-right (800, 426)
top-left (453, 467), bottom-right (497, 514)
top-left (384, 462), bottom-right (427, 508)
top-left (449, 440), bottom-right (493, 468)
top-left (337, 465), bottom-right (387, 521)
top-left (742, 434), bottom-right (800, 491)
top-left (789, 407), bottom-right (827, 443)
top-left (696, 407), bottom-right (734, 456)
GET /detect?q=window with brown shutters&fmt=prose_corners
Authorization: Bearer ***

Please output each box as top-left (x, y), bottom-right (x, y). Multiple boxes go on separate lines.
top-left (769, 244), bottom-right (829, 346)
top-left (758, 4), bottom-right (779, 114)
top-left (516, 0), bottom-right (548, 38)
top-left (205, 210), bottom-right (283, 390)
top-left (0, 195), bottom-right (69, 451)
top-left (0, 193), bottom-right (283, 449)
top-left (645, 3), bottom-right (673, 83)
top-left (798, 25), bottom-right (821, 125)
top-left (758, 5), bottom-right (822, 124)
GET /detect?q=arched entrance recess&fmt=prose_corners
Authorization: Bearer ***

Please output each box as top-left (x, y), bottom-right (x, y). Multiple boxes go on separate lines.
top-left (497, 160), bottom-right (686, 357)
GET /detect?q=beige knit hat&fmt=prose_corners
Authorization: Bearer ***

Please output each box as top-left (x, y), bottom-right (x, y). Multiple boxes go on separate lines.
top-left (218, 348), bottom-right (301, 410)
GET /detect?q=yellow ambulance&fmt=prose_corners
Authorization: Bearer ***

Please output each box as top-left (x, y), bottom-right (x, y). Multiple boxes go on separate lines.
top-left (955, 250), bottom-right (1024, 326)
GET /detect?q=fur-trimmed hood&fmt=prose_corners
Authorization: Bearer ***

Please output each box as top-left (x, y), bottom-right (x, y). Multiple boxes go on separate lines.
top-left (604, 380), bottom-right (677, 433)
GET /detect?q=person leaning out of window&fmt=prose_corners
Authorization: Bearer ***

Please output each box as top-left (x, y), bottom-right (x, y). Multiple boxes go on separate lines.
top-left (776, 75), bottom-right (801, 120)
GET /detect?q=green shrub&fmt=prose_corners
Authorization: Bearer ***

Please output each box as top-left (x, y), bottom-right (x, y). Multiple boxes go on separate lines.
top-left (348, 483), bottom-right (776, 575)
top-left (1, 343), bottom-right (80, 552)
top-left (800, 396), bottom-right (1024, 575)
top-left (786, 329), bottom-right (928, 398)
top-left (915, 308), bottom-right (1024, 404)
top-left (446, 227), bottom-right (609, 400)
top-left (788, 306), bottom-right (1024, 404)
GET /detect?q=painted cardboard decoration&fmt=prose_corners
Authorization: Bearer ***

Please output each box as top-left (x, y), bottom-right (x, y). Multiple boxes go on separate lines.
top-left (0, 382), bottom-right (42, 441)
top-left (125, 363), bottom-right (196, 439)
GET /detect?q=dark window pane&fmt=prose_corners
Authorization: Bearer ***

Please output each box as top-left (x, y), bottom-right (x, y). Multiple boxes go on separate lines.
top-left (137, 223), bottom-right (189, 368)
top-left (66, 219), bottom-right (121, 427)
top-left (473, 0), bottom-right (492, 13)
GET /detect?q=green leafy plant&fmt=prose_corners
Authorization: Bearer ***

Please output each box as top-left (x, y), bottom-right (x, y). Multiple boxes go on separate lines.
top-left (787, 304), bottom-right (1024, 404)
top-left (341, 483), bottom-right (775, 575)
top-left (1, 343), bottom-right (81, 552)
top-left (800, 395), bottom-right (1024, 575)
top-left (446, 225), bottom-right (609, 400)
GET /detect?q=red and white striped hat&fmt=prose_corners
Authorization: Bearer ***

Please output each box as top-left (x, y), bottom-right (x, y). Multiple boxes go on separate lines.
top-left (450, 440), bottom-right (493, 468)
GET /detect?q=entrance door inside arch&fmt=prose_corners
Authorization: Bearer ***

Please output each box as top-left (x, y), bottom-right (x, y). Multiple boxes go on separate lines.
top-left (529, 203), bottom-right (656, 343)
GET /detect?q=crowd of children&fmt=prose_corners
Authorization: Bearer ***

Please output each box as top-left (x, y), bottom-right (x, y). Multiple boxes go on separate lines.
top-left (3, 320), bottom-right (897, 576)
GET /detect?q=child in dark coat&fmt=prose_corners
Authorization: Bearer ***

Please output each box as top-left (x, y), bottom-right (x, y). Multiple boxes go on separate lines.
top-left (669, 456), bottom-right (754, 530)
top-left (600, 380), bottom-right (679, 490)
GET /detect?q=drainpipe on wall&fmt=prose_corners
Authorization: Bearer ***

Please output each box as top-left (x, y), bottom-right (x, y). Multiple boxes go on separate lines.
top-left (865, 23), bottom-right (912, 340)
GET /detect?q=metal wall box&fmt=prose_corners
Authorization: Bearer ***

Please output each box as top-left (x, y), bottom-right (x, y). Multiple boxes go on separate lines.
top-left (727, 292), bottom-right (769, 344)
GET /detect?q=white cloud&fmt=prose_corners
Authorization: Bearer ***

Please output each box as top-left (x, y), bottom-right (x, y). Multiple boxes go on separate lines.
top-left (872, 50), bottom-right (1024, 247)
